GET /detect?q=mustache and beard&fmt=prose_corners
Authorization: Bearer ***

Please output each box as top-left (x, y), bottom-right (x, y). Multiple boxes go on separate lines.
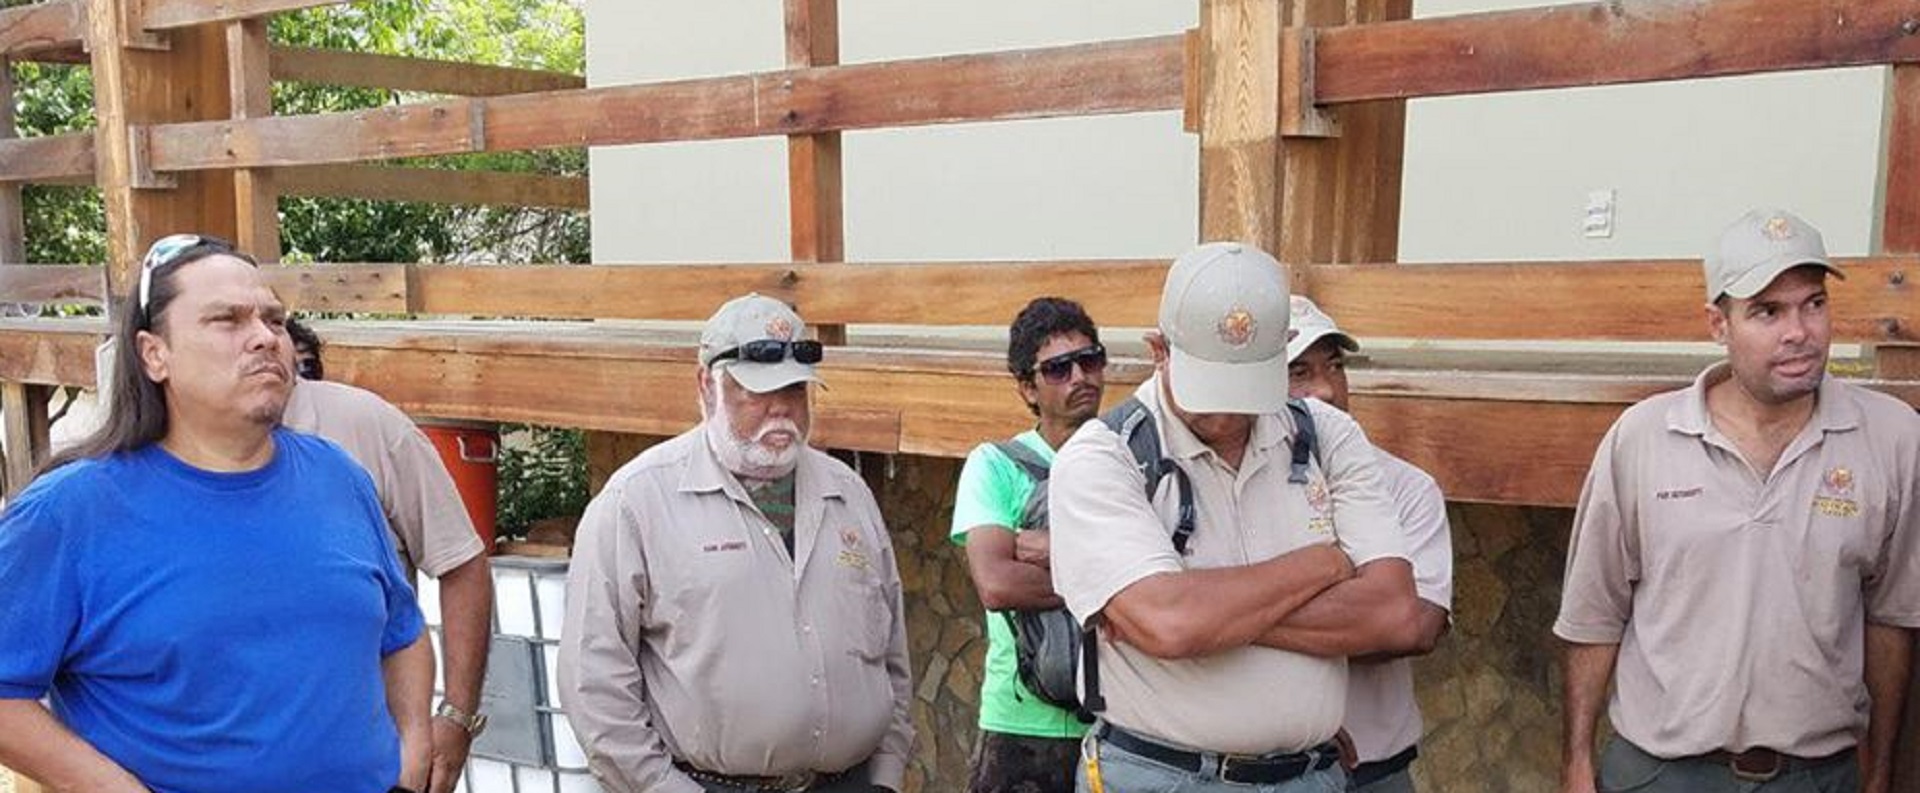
top-left (702, 383), bottom-right (807, 481)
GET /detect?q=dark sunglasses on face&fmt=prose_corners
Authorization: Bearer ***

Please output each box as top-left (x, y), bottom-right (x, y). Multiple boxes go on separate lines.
top-left (1031, 344), bottom-right (1107, 384)
top-left (711, 339), bottom-right (825, 366)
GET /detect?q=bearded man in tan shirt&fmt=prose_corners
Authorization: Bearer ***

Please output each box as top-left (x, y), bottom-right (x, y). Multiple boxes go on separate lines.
top-left (559, 294), bottom-right (913, 793)
top-left (1556, 209), bottom-right (1920, 793)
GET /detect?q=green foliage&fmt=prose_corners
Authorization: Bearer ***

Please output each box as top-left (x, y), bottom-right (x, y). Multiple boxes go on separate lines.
top-left (495, 424), bottom-right (589, 537)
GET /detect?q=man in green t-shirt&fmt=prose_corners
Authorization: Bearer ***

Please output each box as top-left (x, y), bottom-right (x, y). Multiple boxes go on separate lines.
top-left (951, 297), bottom-right (1109, 793)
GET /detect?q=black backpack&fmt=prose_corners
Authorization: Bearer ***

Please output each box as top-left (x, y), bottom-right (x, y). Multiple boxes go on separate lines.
top-left (992, 396), bottom-right (1320, 718)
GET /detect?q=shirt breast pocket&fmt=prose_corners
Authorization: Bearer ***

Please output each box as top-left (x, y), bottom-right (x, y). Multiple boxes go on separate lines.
top-left (838, 575), bottom-right (893, 663)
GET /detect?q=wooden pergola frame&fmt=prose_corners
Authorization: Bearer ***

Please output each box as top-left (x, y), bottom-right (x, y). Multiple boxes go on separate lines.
top-left (0, 0), bottom-right (1915, 509)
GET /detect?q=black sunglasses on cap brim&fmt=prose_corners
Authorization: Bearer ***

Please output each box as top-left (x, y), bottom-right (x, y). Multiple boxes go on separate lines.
top-left (711, 339), bottom-right (825, 366)
top-left (1030, 344), bottom-right (1107, 384)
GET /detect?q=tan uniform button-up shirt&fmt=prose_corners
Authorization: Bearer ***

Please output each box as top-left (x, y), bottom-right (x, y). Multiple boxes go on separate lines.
top-left (1344, 452), bottom-right (1452, 763)
top-left (281, 379), bottom-right (484, 576)
top-left (1050, 377), bottom-right (1408, 755)
top-left (558, 429), bottom-right (913, 793)
top-left (1555, 364), bottom-right (1920, 757)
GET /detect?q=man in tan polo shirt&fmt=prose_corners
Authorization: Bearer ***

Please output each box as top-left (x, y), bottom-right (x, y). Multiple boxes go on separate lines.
top-left (1050, 241), bottom-right (1426, 793)
top-left (1556, 209), bottom-right (1920, 793)
top-left (1286, 297), bottom-right (1453, 793)
top-left (558, 294), bottom-right (913, 793)
top-left (278, 317), bottom-right (493, 793)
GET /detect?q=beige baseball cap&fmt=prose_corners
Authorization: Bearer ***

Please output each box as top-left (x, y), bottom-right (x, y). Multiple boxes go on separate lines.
top-left (1285, 295), bottom-right (1358, 364)
top-left (699, 293), bottom-right (825, 393)
top-left (1159, 241), bottom-right (1291, 414)
top-left (1704, 208), bottom-right (1844, 301)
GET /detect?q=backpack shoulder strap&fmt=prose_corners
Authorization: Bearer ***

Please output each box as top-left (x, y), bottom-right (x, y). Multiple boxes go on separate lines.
top-left (992, 438), bottom-right (1051, 483)
top-left (1285, 398), bottom-right (1320, 485)
top-left (1099, 397), bottom-right (1196, 556)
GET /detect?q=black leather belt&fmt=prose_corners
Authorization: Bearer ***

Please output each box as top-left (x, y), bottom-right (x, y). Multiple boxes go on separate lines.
top-left (1095, 723), bottom-right (1339, 785)
top-left (674, 761), bottom-right (857, 792)
top-left (1348, 745), bottom-right (1419, 788)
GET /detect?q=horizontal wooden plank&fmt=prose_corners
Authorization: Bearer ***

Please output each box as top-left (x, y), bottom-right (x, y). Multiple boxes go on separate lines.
top-left (1315, 0), bottom-right (1920, 104)
top-left (0, 0), bottom-right (84, 59)
top-left (139, 0), bottom-right (349, 31)
top-left (258, 264), bottom-right (409, 313)
top-left (1313, 257), bottom-right (1920, 343)
top-left (270, 46), bottom-right (585, 97)
top-left (0, 265), bottom-right (103, 304)
top-left (405, 260), bottom-right (1167, 324)
top-left (0, 317), bottom-right (1911, 505)
top-left (0, 132), bottom-right (95, 184)
top-left (148, 99), bottom-right (483, 171)
top-left (275, 164), bottom-right (588, 208)
top-left (141, 36), bottom-right (1182, 171)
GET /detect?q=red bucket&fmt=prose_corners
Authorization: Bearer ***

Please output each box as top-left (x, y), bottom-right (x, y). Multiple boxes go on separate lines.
top-left (417, 419), bottom-right (499, 549)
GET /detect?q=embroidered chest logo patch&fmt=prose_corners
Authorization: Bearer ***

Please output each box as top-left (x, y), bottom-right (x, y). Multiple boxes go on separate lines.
top-left (835, 527), bottom-right (872, 571)
top-left (1814, 466), bottom-right (1860, 518)
top-left (1305, 478), bottom-right (1334, 534)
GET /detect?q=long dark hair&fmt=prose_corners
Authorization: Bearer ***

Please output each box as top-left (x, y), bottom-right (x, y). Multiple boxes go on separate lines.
top-left (40, 237), bottom-right (257, 477)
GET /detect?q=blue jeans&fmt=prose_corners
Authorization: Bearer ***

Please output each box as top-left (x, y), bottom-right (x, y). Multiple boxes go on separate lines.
top-left (1076, 731), bottom-right (1348, 793)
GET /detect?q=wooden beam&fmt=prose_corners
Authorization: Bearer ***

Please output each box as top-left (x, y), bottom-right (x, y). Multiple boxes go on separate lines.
top-left (1884, 64), bottom-right (1920, 253)
top-left (0, 265), bottom-right (105, 303)
top-left (1197, 0), bottom-right (1283, 254)
top-left (1, 59), bottom-right (24, 269)
top-left (1330, 0), bottom-right (1412, 264)
top-left (269, 46), bottom-right (585, 96)
top-left (258, 263), bottom-right (408, 313)
top-left (403, 260), bottom-right (1170, 325)
top-left (2, 380), bottom-right (52, 496)
top-left (1314, 0), bottom-right (1920, 105)
top-left (785, 0), bottom-right (846, 346)
top-left (147, 98), bottom-right (486, 172)
top-left (89, 0), bottom-right (239, 295)
top-left (275, 164), bottom-right (589, 208)
top-left (228, 18), bottom-right (281, 261)
top-left (145, 35), bottom-right (1184, 172)
top-left (1275, 0), bottom-right (1348, 290)
top-left (138, 0), bottom-right (349, 31)
top-left (1313, 257), bottom-right (1920, 343)
top-left (0, 0), bottom-right (85, 59)
top-left (1872, 343), bottom-right (1920, 380)
top-left (0, 133), bottom-right (96, 184)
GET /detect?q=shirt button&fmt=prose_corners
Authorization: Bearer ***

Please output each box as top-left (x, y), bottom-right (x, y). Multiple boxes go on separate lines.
top-left (811, 676), bottom-right (821, 686)
top-left (812, 729), bottom-right (823, 738)
top-left (801, 624), bottom-right (813, 633)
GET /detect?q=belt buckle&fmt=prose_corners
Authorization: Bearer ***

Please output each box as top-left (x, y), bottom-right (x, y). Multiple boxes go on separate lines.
top-left (1728, 750), bottom-right (1783, 783)
top-left (1216, 753), bottom-right (1255, 785)
top-left (770, 771), bottom-right (819, 792)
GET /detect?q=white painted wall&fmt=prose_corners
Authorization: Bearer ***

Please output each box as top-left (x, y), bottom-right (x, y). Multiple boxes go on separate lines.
top-left (585, 1), bottom-right (1889, 268)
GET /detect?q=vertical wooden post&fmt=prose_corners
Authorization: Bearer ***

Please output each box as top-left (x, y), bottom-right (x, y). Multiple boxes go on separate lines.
top-left (1878, 62), bottom-right (1920, 793)
top-left (227, 18), bottom-right (281, 262)
top-left (89, 0), bottom-right (238, 298)
top-left (785, 0), bottom-right (846, 345)
top-left (1197, 0), bottom-right (1283, 256)
top-left (1330, 0), bottom-right (1412, 265)
top-left (3, 381), bottom-right (52, 497)
top-left (1, 59), bottom-right (26, 267)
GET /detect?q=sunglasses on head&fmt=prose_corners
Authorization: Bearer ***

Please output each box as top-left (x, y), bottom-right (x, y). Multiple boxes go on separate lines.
top-left (137, 233), bottom-right (238, 318)
top-left (711, 339), bottom-right (825, 366)
top-left (1030, 343), bottom-right (1107, 384)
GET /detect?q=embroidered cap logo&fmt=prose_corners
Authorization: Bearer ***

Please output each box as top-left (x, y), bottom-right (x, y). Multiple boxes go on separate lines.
top-left (1216, 306), bottom-right (1258, 349)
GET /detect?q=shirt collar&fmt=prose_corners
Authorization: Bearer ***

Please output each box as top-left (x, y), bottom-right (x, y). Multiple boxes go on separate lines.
top-left (1667, 360), bottom-right (1862, 437)
top-left (680, 424), bottom-right (842, 501)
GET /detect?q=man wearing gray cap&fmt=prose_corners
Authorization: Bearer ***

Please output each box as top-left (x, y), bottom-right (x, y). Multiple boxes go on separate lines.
top-left (557, 294), bottom-right (914, 793)
top-left (1286, 296), bottom-right (1453, 793)
top-left (1556, 209), bottom-right (1920, 793)
top-left (1050, 242), bottom-right (1425, 793)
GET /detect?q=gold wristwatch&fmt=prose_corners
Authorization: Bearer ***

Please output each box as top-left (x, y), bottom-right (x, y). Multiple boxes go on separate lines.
top-left (434, 701), bottom-right (489, 737)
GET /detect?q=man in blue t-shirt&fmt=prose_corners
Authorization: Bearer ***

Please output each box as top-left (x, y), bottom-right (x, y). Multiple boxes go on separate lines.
top-left (0, 235), bottom-right (433, 793)
top-left (951, 297), bottom-right (1109, 793)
